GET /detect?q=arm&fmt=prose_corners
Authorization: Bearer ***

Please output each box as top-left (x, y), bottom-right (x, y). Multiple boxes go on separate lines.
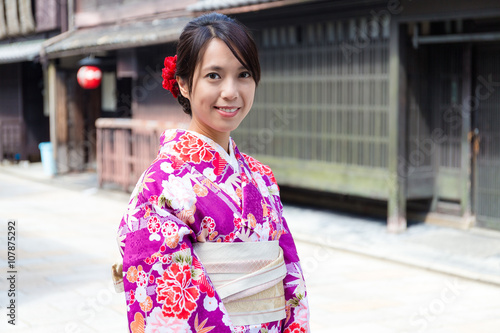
top-left (117, 170), bottom-right (233, 333)
top-left (241, 153), bottom-right (310, 332)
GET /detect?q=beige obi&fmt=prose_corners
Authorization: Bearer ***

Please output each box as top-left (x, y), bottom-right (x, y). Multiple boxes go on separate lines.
top-left (193, 240), bottom-right (287, 326)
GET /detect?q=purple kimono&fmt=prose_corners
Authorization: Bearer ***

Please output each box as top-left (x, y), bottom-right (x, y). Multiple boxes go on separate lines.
top-left (117, 129), bottom-right (310, 333)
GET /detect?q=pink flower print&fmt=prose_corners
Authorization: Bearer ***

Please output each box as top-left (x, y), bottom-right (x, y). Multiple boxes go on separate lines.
top-left (145, 307), bottom-right (191, 333)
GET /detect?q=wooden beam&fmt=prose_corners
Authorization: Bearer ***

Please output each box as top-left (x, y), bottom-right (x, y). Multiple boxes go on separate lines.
top-left (461, 44), bottom-right (472, 219)
top-left (47, 61), bottom-right (57, 171)
top-left (387, 18), bottom-right (407, 233)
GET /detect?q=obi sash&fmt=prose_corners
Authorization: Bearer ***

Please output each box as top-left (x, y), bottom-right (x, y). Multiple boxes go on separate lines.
top-left (193, 240), bottom-right (287, 326)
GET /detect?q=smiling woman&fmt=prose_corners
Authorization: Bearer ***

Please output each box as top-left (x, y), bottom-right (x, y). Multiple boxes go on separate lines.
top-left (178, 38), bottom-right (256, 150)
top-left (116, 12), bottom-right (310, 333)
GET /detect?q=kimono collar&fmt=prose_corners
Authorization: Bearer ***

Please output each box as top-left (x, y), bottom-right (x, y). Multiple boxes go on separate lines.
top-left (184, 130), bottom-right (239, 172)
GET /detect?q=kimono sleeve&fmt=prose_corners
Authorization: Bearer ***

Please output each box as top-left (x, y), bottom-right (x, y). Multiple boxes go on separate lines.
top-left (117, 170), bottom-right (233, 333)
top-left (272, 181), bottom-right (311, 332)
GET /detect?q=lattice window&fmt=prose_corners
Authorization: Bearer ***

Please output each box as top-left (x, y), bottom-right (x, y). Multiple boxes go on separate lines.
top-left (234, 16), bottom-right (390, 169)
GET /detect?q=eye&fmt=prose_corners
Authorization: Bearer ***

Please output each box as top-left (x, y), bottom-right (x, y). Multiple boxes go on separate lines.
top-left (240, 71), bottom-right (252, 78)
top-left (206, 73), bottom-right (220, 80)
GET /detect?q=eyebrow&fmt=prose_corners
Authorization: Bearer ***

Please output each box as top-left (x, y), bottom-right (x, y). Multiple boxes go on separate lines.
top-left (202, 65), bottom-right (248, 72)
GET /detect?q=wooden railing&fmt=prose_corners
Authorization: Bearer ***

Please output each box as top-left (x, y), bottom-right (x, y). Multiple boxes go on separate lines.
top-left (0, 118), bottom-right (25, 161)
top-left (95, 118), bottom-right (188, 191)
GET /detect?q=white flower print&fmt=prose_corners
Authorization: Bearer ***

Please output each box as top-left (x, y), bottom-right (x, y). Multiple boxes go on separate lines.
top-left (203, 168), bottom-right (217, 181)
top-left (254, 173), bottom-right (270, 197)
top-left (294, 298), bottom-right (309, 325)
top-left (203, 295), bottom-right (217, 312)
top-left (145, 307), bottom-right (191, 333)
top-left (161, 174), bottom-right (196, 211)
top-left (160, 161), bottom-right (174, 174)
top-left (268, 183), bottom-right (279, 196)
top-left (251, 222), bottom-right (271, 242)
top-left (220, 302), bottom-right (233, 328)
top-left (135, 285), bottom-right (147, 303)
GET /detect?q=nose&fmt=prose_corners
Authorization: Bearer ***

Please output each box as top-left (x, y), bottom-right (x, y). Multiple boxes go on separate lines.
top-left (220, 78), bottom-right (238, 100)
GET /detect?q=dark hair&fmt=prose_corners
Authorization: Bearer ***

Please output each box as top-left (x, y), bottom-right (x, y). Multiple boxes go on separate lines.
top-left (175, 12), bottom-right (261, 115)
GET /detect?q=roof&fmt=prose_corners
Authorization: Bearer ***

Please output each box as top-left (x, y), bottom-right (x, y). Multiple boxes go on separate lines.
top-left (43, 16), bottom-right (191, 58)
top-left (0, 38), bottom-right (46, 64)
top-left (188, 0), bottom-right (282, 12)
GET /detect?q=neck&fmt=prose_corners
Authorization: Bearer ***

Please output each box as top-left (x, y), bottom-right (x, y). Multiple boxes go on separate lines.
top-left (187, 124), bottom-right (230, 153)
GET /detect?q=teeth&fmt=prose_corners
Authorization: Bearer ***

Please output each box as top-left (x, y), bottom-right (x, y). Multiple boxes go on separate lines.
top-left (217, 107), bottom-right (238, 113)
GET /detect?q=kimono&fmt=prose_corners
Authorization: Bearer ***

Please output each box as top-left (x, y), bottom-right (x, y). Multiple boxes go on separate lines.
top-left (117, 129), bottom-right (310, 333)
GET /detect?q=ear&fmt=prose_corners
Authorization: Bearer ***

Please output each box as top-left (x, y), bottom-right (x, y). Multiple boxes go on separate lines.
top-left (176, 76), bottom-right (190, 99)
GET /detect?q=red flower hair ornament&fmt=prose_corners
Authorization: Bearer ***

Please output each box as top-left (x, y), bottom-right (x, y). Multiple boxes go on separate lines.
top-left (162, 55), bottom-right (180, 98)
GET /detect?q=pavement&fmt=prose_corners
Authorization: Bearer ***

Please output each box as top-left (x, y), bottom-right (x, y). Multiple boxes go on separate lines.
top-left (1, 161), bottom-right (500, 332)
top-left (2, 161), bottom-right (500, 287)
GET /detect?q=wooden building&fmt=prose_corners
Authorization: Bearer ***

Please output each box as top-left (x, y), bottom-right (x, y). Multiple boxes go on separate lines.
top-left (0, 0), bottom-right (65, 161)
top-left (42, 0), bottom-right (500, 231)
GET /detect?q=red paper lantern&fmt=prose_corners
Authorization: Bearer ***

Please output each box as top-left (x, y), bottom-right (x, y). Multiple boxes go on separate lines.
top-left (77, 66), bottom-right (102, 89)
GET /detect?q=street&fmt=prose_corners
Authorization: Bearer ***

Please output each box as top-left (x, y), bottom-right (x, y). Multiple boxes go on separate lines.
top-left (1, 171), bottom-right (500, 332)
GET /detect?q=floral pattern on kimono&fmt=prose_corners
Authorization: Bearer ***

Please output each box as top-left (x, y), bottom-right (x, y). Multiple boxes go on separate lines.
top-left (117, 129), bottom-right (310, 333)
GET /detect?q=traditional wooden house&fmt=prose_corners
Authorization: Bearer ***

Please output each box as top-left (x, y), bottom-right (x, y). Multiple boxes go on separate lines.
top-left (0, 0), bottom-right (65, 161)
top-left (42, 0), bottom-right (500, 232)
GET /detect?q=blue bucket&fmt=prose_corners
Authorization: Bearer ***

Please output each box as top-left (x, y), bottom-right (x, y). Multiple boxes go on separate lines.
top-left (38, 142), bottom-right (56, 176)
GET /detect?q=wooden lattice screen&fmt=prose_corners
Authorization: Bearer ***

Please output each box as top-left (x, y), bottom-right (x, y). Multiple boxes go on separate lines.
top-left (233, 16), bottom-right (391, 198)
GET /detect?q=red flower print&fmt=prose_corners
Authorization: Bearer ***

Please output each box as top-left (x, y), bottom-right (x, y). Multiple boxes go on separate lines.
top-left (161, 221), bottom-right (180, 249)
top-left (170, 155), bottom-right (185, 169)
top-left (159, 254), bottom-right (173, 264)
top-left (137, 269), bottom-right (148, 287)
top-left (156, 263), bottom-right (200, 319)
top-left (174, 133), bottom-right (214, 164)
top-left (192, 257), bottom-right (215, 297)
top-left (148, 195), bottom-right (159, 206)
top-left (212, 152), bottom-right (227, 175)
top-left (243, 154), bottom-right (277, 184)
top-left (143, 206), bottom-right (151, 218)
top-left (201, 217), bottom-right (216, 233)
top-left (129, 290), bottom-right (136, 305)
top-left (284, 322), bottom-right (307, 333)
top-left (224, 232), bottom-right (235, 243)
top-left (233, 217), bottom-right (242, 229)
top-left (148, 216), bottom-right (161, 234)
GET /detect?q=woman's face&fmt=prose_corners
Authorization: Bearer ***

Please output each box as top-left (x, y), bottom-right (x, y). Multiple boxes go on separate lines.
top-left (178, 38), bottom-right (256, 145)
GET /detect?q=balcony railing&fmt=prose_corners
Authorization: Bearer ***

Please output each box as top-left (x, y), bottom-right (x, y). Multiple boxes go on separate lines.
top-left (95, 118), bottom-right (188, 191)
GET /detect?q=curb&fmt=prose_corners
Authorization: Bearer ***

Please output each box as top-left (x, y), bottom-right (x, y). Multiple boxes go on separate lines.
top-left (293, 232), bottom-right (500, 287)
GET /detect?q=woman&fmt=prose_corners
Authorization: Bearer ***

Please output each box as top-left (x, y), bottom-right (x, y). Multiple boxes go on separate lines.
top-left (116, 12), bottom-right (310, 333)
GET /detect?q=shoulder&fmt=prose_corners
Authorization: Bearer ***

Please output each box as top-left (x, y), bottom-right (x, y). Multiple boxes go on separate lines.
top-left (134, 129), bottom-right (189, 197)
top-left (240, 153), bottom-right (277, 185)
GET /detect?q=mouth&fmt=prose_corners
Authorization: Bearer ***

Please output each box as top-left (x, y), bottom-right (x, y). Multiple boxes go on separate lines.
top-left (215, 106), bottom-right (240, 113)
